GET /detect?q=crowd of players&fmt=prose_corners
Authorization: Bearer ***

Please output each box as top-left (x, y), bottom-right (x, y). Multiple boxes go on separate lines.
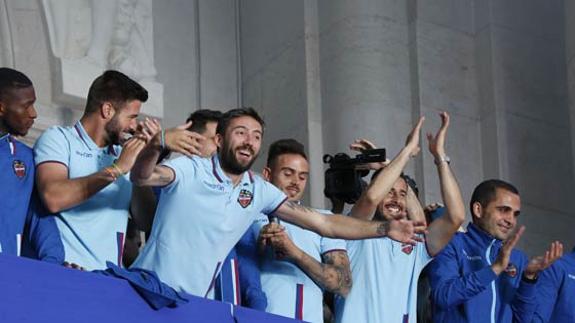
top-left (1, 67), bottom-right (574, 323)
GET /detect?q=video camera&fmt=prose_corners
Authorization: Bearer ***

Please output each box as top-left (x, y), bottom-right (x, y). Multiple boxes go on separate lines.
top-left (323, 148), bottom-right (386, 204)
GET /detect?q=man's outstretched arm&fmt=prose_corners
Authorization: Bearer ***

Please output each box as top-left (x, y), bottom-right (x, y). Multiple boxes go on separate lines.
top-left (274, 201), bottom-right (426, 243)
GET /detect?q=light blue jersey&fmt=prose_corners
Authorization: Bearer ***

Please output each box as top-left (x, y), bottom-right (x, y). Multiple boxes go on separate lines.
top-left (132, 155), bottom-right (287, 297)
top-left (335, 237), bottom-right (431, 323)
top-left (33, 121), bottom-right (131, 270)
top-left (250, 209), bottom-right (346, 323)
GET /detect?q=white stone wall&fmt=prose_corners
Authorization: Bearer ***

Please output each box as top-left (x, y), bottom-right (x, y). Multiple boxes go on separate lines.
top-left (1, 0), bottom-right (573, 254)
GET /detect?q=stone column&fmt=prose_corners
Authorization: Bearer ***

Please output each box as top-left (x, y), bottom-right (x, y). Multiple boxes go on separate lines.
top-left (567, 0), bottom-right (575, 191)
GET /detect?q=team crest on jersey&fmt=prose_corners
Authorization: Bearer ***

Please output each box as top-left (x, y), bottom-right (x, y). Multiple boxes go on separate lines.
top-left (237, 189), bottom-right (253, 208)
top-left (13, 160), bottom-right (26, 178)
top-left (505, 263), bottom-right (518, 278)
top-left (401, 243), bottom-right (413, 255)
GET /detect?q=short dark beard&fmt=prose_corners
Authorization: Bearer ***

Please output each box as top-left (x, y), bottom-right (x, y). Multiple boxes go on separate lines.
top-left (105, 116), bottom-right (122, 145)
top-left (219, 145), bottom-right (258, 175)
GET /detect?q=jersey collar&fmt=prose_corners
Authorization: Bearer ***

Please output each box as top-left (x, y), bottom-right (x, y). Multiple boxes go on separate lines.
top-left (0, 134), bottom-right (16, 155)
top-left (211, 154), bottom-right (254, 186)
top-left (74, 121), bottom-right (118, 156)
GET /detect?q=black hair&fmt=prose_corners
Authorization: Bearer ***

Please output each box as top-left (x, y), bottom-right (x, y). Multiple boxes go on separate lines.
top-left (216, 107), bottom-right (265, 136)
top-left (85, 70), bottom-right (148, 114)
top-left (186, 109), bottom-right (222, 134)
top-left (370, 169), bottom-right (411, 192)
top-left (0, 68), bottom-right (33, 100)
top-left (266, 138), bottom-right (308, 167)
top-left (470, 179), bottom-right (519, 215)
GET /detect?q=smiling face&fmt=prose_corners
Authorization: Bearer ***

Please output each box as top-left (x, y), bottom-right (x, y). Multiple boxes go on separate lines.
top-left (218, 115), bottom-right (263, 175)
top-left (376, 177), bottom-right (408, 220)
top-left (473, 188), bottom-right (521, 240)
top-left (104, 99), bottom-right (142, 145)
top-left (264, 153), bottom-right (309, 202)
top-left (0, 86), bottom-right (37, 136)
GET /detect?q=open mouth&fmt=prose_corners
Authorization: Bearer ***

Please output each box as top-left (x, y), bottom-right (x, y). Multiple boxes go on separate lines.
top-left (385, 204), bottom-right (401, 213)
top-left (121, 132), bottom-right (133, 141)
top-left (236, 147), bottom-right (254, 160)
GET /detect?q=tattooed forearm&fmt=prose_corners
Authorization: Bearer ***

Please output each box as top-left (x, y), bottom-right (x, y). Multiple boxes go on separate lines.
top-left (321, 251), bottom-right (352, 296)
top-left (376, 221), bottom-right (389, 237)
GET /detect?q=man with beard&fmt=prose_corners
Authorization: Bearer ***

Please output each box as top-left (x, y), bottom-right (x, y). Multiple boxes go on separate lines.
top-left (130, 107), bottom-right (425, 298)
top-left (335, 112), bottom-right (466, 323)
top-left (428, 179), bottom-right (563, 323)
top-left (0, 68), bottom-right (37, 256)
top-left (34, 70), bottom-right (152, 270)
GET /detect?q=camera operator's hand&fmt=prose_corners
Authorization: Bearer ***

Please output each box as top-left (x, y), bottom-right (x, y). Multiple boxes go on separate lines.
top-left (405, 116), bottom-right (425, 158)
top-left (427, 111), bottom-right (449, 160)
top-left (350, 138), bottom-right (390, 171)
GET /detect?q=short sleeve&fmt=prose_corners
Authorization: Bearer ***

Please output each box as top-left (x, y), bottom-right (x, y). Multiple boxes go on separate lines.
top-left (161, 156), bottom-right (198, 189)
top-left (321, 236), bottom-right (347, 254)
top-left (317, 211), bottom-right (346, 253)
top-left (259, 181), bottom-right (287, 215)
top-left (34, 127), bottom-right (70, 167)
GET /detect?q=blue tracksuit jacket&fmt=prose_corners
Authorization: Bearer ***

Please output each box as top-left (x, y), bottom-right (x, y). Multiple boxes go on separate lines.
top-left (532, 249), bottom-right (575, 323)
top-left (428, 223), bottom-right (537, 323)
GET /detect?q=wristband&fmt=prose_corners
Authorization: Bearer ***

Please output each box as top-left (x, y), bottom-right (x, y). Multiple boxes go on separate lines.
top-left (111, 162), bottom-right (124, 176)
top-left (160, 129), bottom-right (166, 150)
top-left (104, 167), bottom-right (117, 181)
top-left (434, 155), bottom-right (451, 165)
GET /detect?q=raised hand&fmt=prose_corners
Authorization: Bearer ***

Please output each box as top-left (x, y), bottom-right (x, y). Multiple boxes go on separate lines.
top-left (350, 138), bottom-right (389, 170)
top-left (492, 226), bottom-right (525, 275)
top-left (524, 241), bottom-right (563, 279)
top-left (426, 111), bottom-right (449, 160)
top-left (137, 117), bottom-right (161, 143)
top-left (115, 137), bottom-right (147, 174)
top-left (164, 121), bottom-right (206, 157)
top-left (405, 116), bottom-right (425, 158)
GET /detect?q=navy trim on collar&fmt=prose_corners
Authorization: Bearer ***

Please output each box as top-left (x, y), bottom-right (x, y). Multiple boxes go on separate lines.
top-left (74, 121), bottom-right (118, 155)
top-left (211, 155), bottom-right (254, 186)
top-left (108, 145), bottom-right (118, 157)
top-left (74, 121), bottom-right (98, 151)
top-left (211, 155), bottom-right (224, 183)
